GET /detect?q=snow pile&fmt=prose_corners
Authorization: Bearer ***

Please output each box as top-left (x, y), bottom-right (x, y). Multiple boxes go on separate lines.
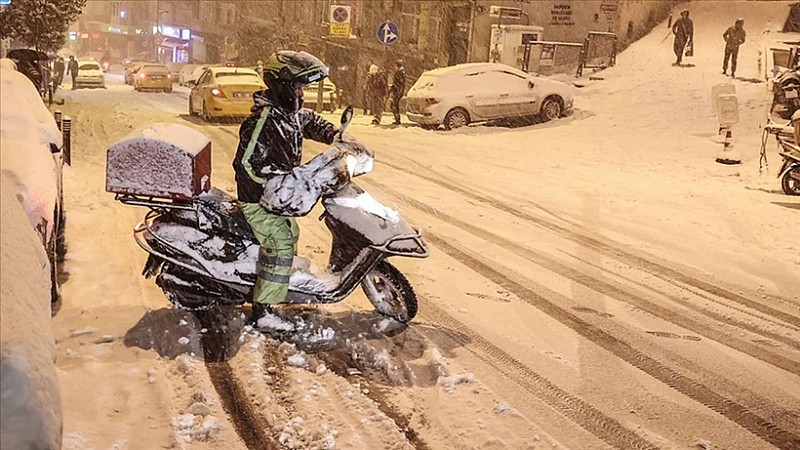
top-left (0, 59), bottom-right (62, 245)
top-left (171, 413), bottom-right (223, 443)
top-left (0, 173), bottom-right (62, 450)
top-left (105, 122), bottom-right (211, 200)
top-left (438, 373), bottom-right (476, 392)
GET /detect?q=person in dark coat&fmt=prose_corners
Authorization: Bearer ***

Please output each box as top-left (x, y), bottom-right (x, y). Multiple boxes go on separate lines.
top-left (366, 64), bottom-right (387, 125)
top-left (232, 50), bottom-right (338, 330)
top-left (389, 59), bottom-right (406, 125)
top-left (53, 57), bottom-right (65, 88)
top-left (66, 56), bottom-right (79, 89)
top-left (722, 18), bottom-right (746, 78)
top-left (672, 9), bottom-right (694, 66)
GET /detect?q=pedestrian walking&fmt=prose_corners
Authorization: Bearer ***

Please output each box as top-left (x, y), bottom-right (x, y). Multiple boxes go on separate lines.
top-left (66, 55), bottom-right (79, 90)
top-left (367, 64), bottom-right (387, 125)
top-left (672, 9), bottom-right (694, 66)
top-left (722, 19), bottom-right (746, 78)
top-left (53, 57), bottom-right (65, 88)
top-left (389, 59), bottom-right (406, 125)
top-left (362, 64), bottom-right (374, 115)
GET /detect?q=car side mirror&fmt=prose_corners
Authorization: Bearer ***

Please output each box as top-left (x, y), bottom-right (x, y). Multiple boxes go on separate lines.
top-left (528, 80), bottom-right (535, 89)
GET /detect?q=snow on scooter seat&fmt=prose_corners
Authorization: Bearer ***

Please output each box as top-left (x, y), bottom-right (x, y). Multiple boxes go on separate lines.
top-left (106, 123), bottom-right (211, 201)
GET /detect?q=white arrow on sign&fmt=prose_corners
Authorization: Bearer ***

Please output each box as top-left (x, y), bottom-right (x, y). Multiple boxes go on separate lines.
top-left (381, 23), bottom-right (397, 43)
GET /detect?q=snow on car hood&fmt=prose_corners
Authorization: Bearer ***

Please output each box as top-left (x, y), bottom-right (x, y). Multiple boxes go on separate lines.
top-left (0, 59), bottom-right (61, 245)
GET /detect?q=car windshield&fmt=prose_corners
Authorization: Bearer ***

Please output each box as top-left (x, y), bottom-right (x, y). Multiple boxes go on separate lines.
top-left (214, 73), bottom-right (261, 84)
top-left (79, 63), bottom-right (100, 70)
top-left (141, 65), bottom-right (168, 73)
top-left (409, 74), bottom-right (439, 92)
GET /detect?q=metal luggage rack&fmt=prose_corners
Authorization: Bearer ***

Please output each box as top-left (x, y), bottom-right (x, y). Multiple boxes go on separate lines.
top-left (115, 193), bottom-right (196, 212)
top-left (760, 115), bottom-right (795, 173)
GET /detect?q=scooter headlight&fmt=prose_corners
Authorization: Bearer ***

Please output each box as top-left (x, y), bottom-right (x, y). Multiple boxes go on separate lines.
top-left (345, 154), bottom-right (358, 177)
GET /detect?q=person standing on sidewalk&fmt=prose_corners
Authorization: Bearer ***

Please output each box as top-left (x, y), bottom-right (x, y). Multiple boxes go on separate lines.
top-left (66, 56), bottom-right (79, 90)
top-left (722, 18), bottom-right (746, 78)
top-left (672, 9), bottom-right (694, 66)
top-left (389, 59), bottom-right (406, 125)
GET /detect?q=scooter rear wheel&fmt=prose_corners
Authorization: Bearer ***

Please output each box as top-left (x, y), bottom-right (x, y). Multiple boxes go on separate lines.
top-left (361, 261), bottom-right (418, 323)
top-left (157, 263), bottom-right (220, 311)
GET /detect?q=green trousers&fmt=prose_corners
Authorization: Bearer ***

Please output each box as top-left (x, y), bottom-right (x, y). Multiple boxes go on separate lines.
top-left (240, 203), bottom-right (298, 305)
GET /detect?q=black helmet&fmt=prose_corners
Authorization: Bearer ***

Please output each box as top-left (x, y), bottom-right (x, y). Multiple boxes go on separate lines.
top-left (263, 50), bottom-right (329, 111)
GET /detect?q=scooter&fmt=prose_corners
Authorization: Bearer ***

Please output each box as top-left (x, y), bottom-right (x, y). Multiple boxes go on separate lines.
top-left (116, 108), bottom-right (429, 322)
top-left (777, 136), bottom-right (800, 195)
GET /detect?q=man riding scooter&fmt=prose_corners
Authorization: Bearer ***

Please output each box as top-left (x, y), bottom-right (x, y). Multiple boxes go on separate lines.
top-left (233, 50), bottom-right (338, 330)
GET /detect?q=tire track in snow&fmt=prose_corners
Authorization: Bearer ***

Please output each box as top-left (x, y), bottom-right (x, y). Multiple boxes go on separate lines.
top-left (416, 302), bottom-right (660, 450)
top-left (197, 313), bottom-right (279, 450)
top-left (405, 225), bottom-right (800, 449)
top-left (377, 158), bottom-right (800, 328)
top-left (369, 178), bottom-right (800, 376)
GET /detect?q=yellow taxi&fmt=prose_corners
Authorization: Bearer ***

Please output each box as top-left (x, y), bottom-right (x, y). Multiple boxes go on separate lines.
top-left (133, 63), bottom-right (173, 92)
top-left (188, 67), bottom-right (266, 121)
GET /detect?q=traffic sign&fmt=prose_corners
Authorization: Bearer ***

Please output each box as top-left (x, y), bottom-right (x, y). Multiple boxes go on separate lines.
top-left (377, 21), bottom-right (399, 45)
top-left (0, 0), bottom-right (12, 5)
top-left (329, 5), bottom-right (351, 38)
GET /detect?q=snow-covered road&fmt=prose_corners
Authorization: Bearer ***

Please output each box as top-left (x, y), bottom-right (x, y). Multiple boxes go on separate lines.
top-left (50, 3), bottom-right (799, 449)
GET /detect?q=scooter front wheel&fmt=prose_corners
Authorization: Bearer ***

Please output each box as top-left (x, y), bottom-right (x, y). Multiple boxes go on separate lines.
top-left (781, 166), bottom-right (800, 195)
top-left (361, 261), bottom-right (418, 323)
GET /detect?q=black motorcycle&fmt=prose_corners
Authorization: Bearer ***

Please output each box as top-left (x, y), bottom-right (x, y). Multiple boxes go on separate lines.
top-left (776, 136), bottom-right (800, 195)
top-left (115, 108), bottom-right (429, 322)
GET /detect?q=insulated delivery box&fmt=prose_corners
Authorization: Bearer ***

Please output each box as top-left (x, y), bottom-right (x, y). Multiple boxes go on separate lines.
top-left (106, 123), bottom-right (211, 201)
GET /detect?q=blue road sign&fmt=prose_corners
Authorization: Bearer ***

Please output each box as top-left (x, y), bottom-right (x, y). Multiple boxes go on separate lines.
top-left (376, 21), bottom-right (399, 45)
top-left (0, 0), bottom-right (12, 5)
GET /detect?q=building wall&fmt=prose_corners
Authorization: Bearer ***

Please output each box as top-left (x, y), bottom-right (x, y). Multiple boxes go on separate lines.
top-left (469, 0), bottom-right (677, 63)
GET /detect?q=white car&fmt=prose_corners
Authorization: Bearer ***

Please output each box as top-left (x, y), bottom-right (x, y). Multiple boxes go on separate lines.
top-left (303, 79), bottom-right (338, 112)
top-left (74, 60), bottom-right (105, 88)
top-left (402, 63), bottom-right (574, 130)
top-left (0, 58), bottom-right (68, 301)
top-left (178, 63), bottom-right (199, 86)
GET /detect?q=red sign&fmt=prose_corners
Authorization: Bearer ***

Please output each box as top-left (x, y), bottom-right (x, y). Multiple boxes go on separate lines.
top-left (332, 7), bottom-right (349, 23)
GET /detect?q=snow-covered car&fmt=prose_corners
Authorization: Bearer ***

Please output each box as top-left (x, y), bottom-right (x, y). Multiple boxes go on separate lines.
top-left (165, 62), bottom-right (185, 83)
top-left (303, 79), bottom-right (338, 112)
top-left (0, 58), bottom-right (68, 301)
top-left (178, 64), bottom-right (199, 86)
top-left (74, 60), bottom-right (105, 88)
top-left (402, 63), bottom-right (574, 130)
top-left (188, 67), bottom-right (266, 121)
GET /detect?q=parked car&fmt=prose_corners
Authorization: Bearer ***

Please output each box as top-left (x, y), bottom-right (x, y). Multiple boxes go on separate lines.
top-left (188, 66), bottom-right (266, 121)
top-left (165, 62), bottom-right (185, 83)
top-left (74, 60), bottom-right (106, 88)
top-left (402, 63), bottom-right (574, 130)
top-left (124, 61), bottom-right (146, 85)
top-left (303, 79), bottom-right (338, 112)
top-left (178, 64), bottom-right (199, 86)
top-left (1, 58), bottom-right (70, 302)
top-left (134, 64), bottom-right (173, 92)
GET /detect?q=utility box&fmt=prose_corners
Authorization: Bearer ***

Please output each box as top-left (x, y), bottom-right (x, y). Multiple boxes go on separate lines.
top-left (489, 25), bottom-right (544, 70)
top-left (106, 123), bottom-right (211, 201)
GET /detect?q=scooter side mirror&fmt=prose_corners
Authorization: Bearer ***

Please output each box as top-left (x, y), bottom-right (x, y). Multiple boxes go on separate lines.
top-left (338, 105), bottom-right (354, 141)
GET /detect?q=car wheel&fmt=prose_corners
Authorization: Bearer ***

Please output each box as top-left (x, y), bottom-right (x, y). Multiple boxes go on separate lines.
top-left (165, 87), bottom-right (173, 93)
top-left (443, 108), bottom-right (469, 130)
top-left (540, 96), bottom-right (563, 122)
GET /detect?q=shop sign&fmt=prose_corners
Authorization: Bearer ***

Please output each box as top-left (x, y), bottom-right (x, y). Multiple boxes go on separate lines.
top-left (550, 3), bottom-right (575, 26)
